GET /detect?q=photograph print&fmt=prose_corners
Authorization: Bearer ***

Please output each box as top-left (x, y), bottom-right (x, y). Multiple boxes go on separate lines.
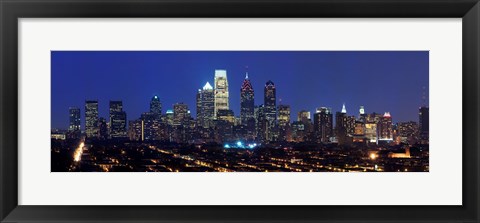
top-left (51, 51), bottom-right (429, 172)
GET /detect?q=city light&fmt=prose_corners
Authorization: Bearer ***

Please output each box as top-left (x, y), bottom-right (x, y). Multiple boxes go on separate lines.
top-left (73, 142), bottom-right (84, 162)
top-left (53, 61), bottom-right (429, 172)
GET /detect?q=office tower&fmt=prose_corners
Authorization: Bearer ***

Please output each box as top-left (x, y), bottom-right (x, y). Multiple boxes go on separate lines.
top-left (240, 72), bottom-right (255, 125)
top-left (98, 117), bottom-right (108, 140)
top-left (378, 112), bottom-right (393, 141)
top-left (214, 110), bottom-right (235, 143)
top-left (297, 110), bottom-right (314, 141)
top-left (364, 122), bottom-right (378, 143)
top-left (197, 82), bottom-right (215, 128)
top-left (352, 121), bottom-right (366, 143)
top-left (278, 104), bottom-right (291, 142)
top-left (68, 107), bottom-right (81, 138)
top-left (196, 89), bottom-right (202, 123)
top-left (335, 104), bottom-right (349, 144)
top-left (141, 112), bottom-right (160, 141)
top-left (359, 106), bottom-right (366, 122)
top-left (313, 107), bottom-right (333, 143)
top-left (216, 109), bottom-right (235, 124)
top-left (128, 119), bottom-right (144, 141)
top-left (214, 69), bottom-right (229, 118)
top-left (291, 121), bottom-right (306, 142)
top-left (419, 106), bottom-right (429, 143)
top-left (165, 109), bottom-right (174, 126)
top-left (398, 121), bottom-right (419, 144)
top-left (173, 103), bottom-right (189, 126)
top-left (264, 80), bottom-right (277, 141)
top-left (109, 101), bottom-right (127, 139)
top-left (298, 110), bottom-right (311, 123)
top-left (85, 100), bottom-right (99, 138)
top-left (346, 116), bottom-right (356, 135)
top-left (255, 105), bottom-right (266, 142)
top-left (150, 95), bottom-right (162, 120)
top-left (278, 105), bottom-right (291, 128)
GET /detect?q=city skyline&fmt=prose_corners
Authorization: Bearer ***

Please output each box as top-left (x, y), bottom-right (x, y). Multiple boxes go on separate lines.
top-left (52, 51), bottom-right (429, 130)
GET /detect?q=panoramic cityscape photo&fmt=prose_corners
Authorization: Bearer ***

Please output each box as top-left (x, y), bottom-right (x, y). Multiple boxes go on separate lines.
top-left (51, 51), bottom-right (429, 172)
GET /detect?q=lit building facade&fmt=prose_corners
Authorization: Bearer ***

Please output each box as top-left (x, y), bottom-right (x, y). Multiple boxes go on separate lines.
top-left (313, 107), bottom-right (333, 143)
top-left (264, 80), bottom-right (277, 141)
top-left (255, 105), bottom-right (266, 142)
top-left (128, 119), bottom-right (144, 141)
top-left (197, 82), bottom-right (215, 128)
top-left (173, 103), bottom-right (189, 127)
top-left (85, 100), bottom-right (99, 138)
top-left (240, 73), bottom-right (255, 129)
top-left (68, 107), bottom-right (81, 138)
top-left (214, 69), bottom-right (229, 118)
top-left (278, 104), bottom-right (291, 141)
top-left (109, 101), bottom-right (127, 139)
top-left (398, 121), bottom-right (418, 144)
top-left (378, 112), bottom-right (393, 141)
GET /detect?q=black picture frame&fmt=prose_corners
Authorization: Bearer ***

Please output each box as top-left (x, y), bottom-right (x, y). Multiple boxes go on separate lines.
top-left (1, 0), bottom-right (479, 222)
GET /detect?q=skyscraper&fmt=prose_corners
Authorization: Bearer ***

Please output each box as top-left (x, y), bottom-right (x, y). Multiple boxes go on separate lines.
top-left (150, 95), bottom-right (162, 119)
top-left (378, 112), bottom-right (393, 141)
top-left (85, 100), bottom-right (99, 138)
top-left (264, 80), bottom-right (277, 141)
top-left (109, 101), bottom-right (127, 139)
top-left (313, 107), bottom-right (333, 143)
top-left (141, 112), bottom-right (160, 141)
top-left (278, 104), bottom-right (291, 142)
top-left (128, 119), bottom-right (144, 141)
top-left (240, 72), bottom-right (255, 125)
top-left (98, 117), bottom-right (108, 140)
top-left (419, 106), bottom-right (429, 143)
top-left (197, 82), bottom-right (215, 128)
top-left (214, 69), bottom-right (229, 118)
top-left (335, 104), bottom-right (349, 144)
top-left (398, 121), bottom-right (418, 144)
top-left (173, 103), bottom-right (189, 126)
top-left (68, 107), bottom-right (81, 138)
top-left (255, 105), bottom-right (266, 142)
top-left (278, 105), bottom-right (291, 128)
top-left (298, 110), bottom-right (311, 123)
top-left (359, 105), bottom-right (366, 122)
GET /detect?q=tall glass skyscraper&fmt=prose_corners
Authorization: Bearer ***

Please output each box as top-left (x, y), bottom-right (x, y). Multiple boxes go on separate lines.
top-left (214, 69), bottom-right (229, 118)
top-left (109, 100), bottom-right (127, 139)
top-left (150, 95), bottom-right (162, 120)
top-left (378, 112), bottom-right (393, 141)
top-left (68, 107), bottom-right (81, 132)
top-left (264, 80), bottom-right (277, 141)
top-left (314, 107), bottom-right (333, 143)
top-left (240, 72), bottom-right (255, 126)
top-left (68, 107), bottom-right (81, 139)
top-left (197, 82), bottom-right (215, 128)
top-left (173, 103), bottom-right (189, 126)
top-left (85, 100), bottom-right (99, 138)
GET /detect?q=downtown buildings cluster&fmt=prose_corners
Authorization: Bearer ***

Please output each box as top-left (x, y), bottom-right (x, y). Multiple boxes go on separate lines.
top-left (55, 69), bottom-right (429, 147)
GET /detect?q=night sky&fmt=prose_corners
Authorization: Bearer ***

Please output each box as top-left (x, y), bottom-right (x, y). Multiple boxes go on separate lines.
top-left (51, 51), bottom-right (429, 130)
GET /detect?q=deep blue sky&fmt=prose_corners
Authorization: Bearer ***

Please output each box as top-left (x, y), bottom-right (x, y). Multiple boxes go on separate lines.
top-left (51, 51), bottom-right (429, 130)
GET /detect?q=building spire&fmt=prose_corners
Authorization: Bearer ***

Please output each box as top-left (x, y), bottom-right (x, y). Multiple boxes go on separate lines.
top-left (245, 65), bottom-right (249, 79)
top-left (341, 103), bottom-right (347, 113)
